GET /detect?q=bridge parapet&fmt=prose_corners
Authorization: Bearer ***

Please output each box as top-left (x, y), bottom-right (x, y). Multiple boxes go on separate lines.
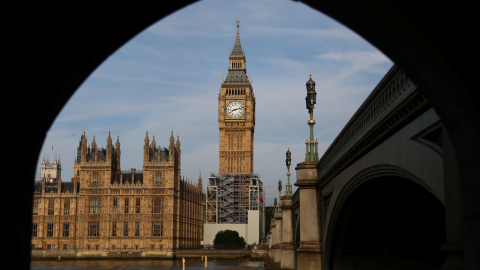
top-left (317, 65), bottom-right (426, 184)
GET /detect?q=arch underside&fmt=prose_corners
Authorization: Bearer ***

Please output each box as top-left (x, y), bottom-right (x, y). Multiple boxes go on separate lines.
top-left (327, 175), bottom-right (446, 269)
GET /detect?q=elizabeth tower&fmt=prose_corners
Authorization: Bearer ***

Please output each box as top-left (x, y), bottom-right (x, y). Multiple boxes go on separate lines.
top-left (218, 17), bottom-right (255, 175)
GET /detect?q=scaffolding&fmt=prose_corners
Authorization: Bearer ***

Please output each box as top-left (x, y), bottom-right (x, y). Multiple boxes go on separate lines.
top-left (206, 173), bottom-right (263, 224)
top-left (206, 178), bottom-right (218, 223)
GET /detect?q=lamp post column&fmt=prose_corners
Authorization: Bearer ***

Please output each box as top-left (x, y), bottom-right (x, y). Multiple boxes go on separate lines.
top-left (285, 149), bottom-right (292, 195)
top-left (295, 74), bottom-right (322, 269)
top-left (304, 74), bottom-right (318, 162)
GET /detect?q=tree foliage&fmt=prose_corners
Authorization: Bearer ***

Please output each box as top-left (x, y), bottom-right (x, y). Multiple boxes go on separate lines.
top-left (265, 207), bottom-right (274, 234)
top-left (213, 229), bottom-right (246, 249)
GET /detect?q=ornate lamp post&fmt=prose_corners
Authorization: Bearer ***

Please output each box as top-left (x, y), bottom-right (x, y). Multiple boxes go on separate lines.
top-left (305, 74), bottom-right (319, 161)
top-left (285, 148), bottom-right (292, 195)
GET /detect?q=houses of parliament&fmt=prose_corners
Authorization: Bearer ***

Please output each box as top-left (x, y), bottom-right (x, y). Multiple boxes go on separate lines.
top-left (31, 131), bottom-right (204, 256)
top-left (31, 17), bottom-right (264, 256)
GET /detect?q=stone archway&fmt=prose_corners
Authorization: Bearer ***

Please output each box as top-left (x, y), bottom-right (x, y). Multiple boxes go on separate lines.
top-left (15, 2), bottom-right (478, 269)
top-left (326, 176), bottom-right (445, 269)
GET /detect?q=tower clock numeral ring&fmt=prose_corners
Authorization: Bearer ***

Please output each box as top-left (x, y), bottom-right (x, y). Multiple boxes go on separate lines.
top-left (226, 100), bottom-right (245, 118)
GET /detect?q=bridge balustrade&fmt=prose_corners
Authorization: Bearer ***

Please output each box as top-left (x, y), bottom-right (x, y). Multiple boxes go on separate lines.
top-left (317, 66), bottom-right (416, 181)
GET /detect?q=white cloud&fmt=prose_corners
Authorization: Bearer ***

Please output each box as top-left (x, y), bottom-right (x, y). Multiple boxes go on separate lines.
top-left (37, 0), bottom-right (393, 207)
top-left (317, 51), bottom-right (391, 71)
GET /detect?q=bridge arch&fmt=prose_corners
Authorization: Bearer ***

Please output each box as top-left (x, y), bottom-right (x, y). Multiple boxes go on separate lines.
top-left (14, 2), bottom-right (479, 269)
top-left (325, 166), bottom-right (446, 269)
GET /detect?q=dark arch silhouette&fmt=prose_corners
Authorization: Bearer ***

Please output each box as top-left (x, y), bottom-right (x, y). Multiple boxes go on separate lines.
top-left (328, 176), bottom-right (446, 269)
top-left (14, 1), bottom-right (478, 269)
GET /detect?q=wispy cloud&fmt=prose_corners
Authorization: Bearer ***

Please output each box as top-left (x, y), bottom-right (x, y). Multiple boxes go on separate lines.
top-left (317, 51), bottom-right (391, 72)
top-left (37, 0), bottom-right (393, 206)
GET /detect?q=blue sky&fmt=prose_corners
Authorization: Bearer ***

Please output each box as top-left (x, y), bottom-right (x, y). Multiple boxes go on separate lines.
top-left (37, 0), bottom-right (393, 205)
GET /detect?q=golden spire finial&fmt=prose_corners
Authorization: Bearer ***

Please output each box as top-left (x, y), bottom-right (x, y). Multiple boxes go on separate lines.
top-left (310, 74), bottom-right (312, 79)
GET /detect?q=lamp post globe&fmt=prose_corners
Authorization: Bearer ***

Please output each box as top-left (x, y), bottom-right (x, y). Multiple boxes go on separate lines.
top-left (286, 149), bottom-right (291, 167)
top-left (278, 179), bottom-right (282, 196)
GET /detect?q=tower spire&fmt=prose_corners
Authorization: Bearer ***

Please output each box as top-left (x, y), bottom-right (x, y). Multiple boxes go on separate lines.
top-left (223, 16), bottom-right (249, 87)
top-left (236, 16), bottom-right (240, 33)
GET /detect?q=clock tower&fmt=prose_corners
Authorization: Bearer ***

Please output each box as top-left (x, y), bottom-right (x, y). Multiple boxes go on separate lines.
top-left (218, 17), bottom-right (255, 175)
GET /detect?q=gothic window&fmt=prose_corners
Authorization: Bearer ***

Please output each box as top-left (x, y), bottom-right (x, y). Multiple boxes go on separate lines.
top-left (112, 197), bottom-right (118, 214)
top-left (136, 198), bottom-right (141, 213)
top-left (152, 221), bottom-right (163, 236)
top-left (32, 223), bottom-right (37, 237)
top-left (155, 173), bottom-right (162, 184)
top-left (48, 199), bottom-right (54, 215)
top-left (63, 223), bottom-right (70, 237)
top-left (64, 200), bottom-right (70, 216)
top-left (32, 199), bottom-right (39, 215)
top-left (89, 221), bottom-right (99, 236)
top-left (123, 222), bottom-right (129, 236)
top-left (135, 222), bottom-right (140, 236)
top-left (47, 223), bottom-right (54, 237)
top-left (153, 197), bottom-right (163, 214)
top-left (112, 221), bottom-right (117, 237)
top-left (124, 198), bottom-right (129, 213)
top-left (92, 172), bottom-right (99, 184)
top-left (89, 197), bottom-right (99, 214)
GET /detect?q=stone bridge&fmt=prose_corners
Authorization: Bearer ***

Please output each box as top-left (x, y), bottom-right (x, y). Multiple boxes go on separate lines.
top-left (269, 65), bottom-right (462, 269)
top-left (14, 2), bottom-right (478, 270)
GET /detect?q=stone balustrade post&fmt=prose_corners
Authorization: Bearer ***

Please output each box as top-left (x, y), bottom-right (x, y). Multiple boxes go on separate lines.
top-left (270, 218), bottom-right (276, 258)
top-left (274, 209), bottom-right (283, 264)
top-left (280, 195), bottom-right (294, 269)
top-left (295, 161), bottom-right (322, 270)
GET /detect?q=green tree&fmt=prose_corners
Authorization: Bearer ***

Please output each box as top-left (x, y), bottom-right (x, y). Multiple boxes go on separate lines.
top-left (264, 207), bottom-right (274, 234)
top-left (213, 229), bottom-right (246, 249)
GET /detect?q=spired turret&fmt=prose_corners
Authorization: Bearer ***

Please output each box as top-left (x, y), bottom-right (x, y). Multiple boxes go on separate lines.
top-left (143, 131), bottom-right (172, 163)
top-left (41, 153), bottom-right (62, 182)
top-left (73, 131), bottom-right (120, 185)
top-left (222, 16), bottom-right (251, 88)
top-left (32, 129), bottom-right (204, 253)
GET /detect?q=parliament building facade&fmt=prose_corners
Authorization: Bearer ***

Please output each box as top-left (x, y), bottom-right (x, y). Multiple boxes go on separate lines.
top-left (31, 131), bottom-right (204, 256)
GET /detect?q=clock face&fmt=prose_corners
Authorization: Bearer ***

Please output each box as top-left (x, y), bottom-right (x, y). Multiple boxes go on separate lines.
top-left (226, 100), bottom-right (245, 118)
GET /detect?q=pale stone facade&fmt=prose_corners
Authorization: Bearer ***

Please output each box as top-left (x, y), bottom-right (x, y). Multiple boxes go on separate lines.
top-left (31, 131), bottom-right (203, 256)
top-left (203, 209), bottom-right (263, 245)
